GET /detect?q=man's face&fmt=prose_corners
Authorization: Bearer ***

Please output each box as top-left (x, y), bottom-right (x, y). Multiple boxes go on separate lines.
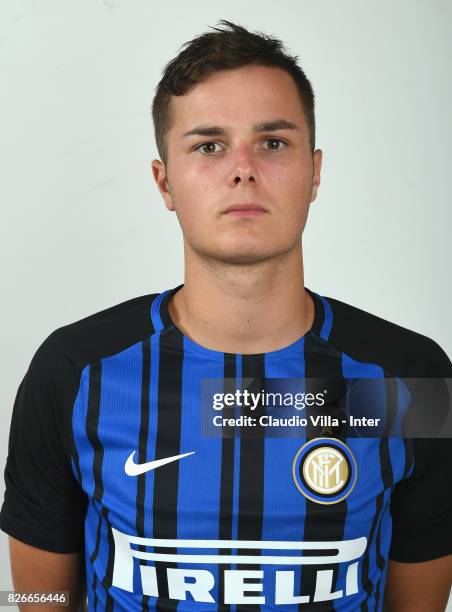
top-left (152, 65), bottom-right (322, 265)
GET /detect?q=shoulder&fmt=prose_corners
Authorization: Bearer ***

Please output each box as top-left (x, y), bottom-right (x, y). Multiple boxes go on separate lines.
top-left (18, 291), bottom-right (160, 419)
top-left (32, 292), bottom-right (159, 376)
top-left (0, 293), bottom-right (159, 555)
top-left (322, 293), bottom-right (451, 377)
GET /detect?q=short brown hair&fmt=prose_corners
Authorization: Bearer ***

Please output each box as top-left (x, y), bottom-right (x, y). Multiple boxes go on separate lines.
top-left (151, 19), bottom-right (316, 166)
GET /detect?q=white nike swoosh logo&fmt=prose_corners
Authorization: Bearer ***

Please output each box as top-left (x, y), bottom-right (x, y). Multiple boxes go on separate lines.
top-left (124, 450), bottom-right (195, 476)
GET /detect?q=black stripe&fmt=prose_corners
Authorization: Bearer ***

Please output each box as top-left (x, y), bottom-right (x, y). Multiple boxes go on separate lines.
top-left (236, 355), bottom-right (266, 612)
top-left (86, 363), bottom-right (104, 502)
top-left (101, 505), bottom-right (115, 612)
top-left (360, 374), bottom-right (395, 612)
top-left (70, 428), bottom-right (83, 487)
top-left (86, 363), bottom-right (102, 611)
top-left (85, 362), bottom-right (115, 611)
top-left (359, 490), bottom-right (383, 612)
top-left (373, 497), bottom-right (389, 610)
top-left (69, 417), bottom-right (85, 602)
top-left (90, 503), bottom-right (102, 611)
top-left (384, 375), bottom-right (398, 435)
top-left (153, 330), bottom-right (184, 610)
top-left (374, 376), bottom-right (395, 610)
top-left (299, 334), bottom-right (348, 610)
top-left (360, 454), bottom-right (392, 612)
top-left (400, 381), bottom-right (414, 481)
top-left (217, 354), bottom-right (238, 610)
top-left (401, 437), bottom-right (414, 480)
top-left (137, 337), bottom-right (151, 609)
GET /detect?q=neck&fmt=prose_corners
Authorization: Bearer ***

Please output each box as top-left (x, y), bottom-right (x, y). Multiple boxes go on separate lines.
top-left (167, 240), bottom-right (315, 354)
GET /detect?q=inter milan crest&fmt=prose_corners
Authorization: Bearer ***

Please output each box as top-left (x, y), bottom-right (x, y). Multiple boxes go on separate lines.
top-left (292, 438), bottom-right (357, 505)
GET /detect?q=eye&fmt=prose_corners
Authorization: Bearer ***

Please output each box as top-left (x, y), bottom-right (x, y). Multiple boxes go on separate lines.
top-left (262, 138), bottom-right (287, 151)
top-left (194, 142), bottom-right (223, 155)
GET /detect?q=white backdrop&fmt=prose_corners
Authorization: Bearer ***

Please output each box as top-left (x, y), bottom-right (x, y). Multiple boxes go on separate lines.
top-left (1, 0), bottom-right (451, 608)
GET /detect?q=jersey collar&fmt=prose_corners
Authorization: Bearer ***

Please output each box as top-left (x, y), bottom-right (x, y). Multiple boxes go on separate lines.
top-left (152, 284), bottom-right (332, 343)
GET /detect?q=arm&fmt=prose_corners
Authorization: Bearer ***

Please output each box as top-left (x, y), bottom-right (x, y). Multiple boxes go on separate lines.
top-left (383, 556), bottom-right (452, 612)
top-left (0, 331), bottom-right (88, 608)
top-left (8, 536), bottom-right (87, 612)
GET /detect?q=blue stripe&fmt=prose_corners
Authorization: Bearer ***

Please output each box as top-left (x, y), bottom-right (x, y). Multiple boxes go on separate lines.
top-left (70, 456), bottom-right (81, 486)
top-left (339, 354), bottom-right (385, 611)
top-left (318, 294), bottom-right (334, 341)
top-left (95, 343), bottom-right (144, 605)
top-left (97, 344), bottom-right (143, 535)
top-left (74, 341), bottom-right (164, 609)
top-left (72, 367), bottom-right (104, 609)
top-left (388, 378), bottom-right (413, 483)
top-left (144, 331), bottom-right (162, 539)
top-left (150, 289), bottom-right (171, 331)
top-left (72, 366), bottom-right (95, 497)
top-left (95, 500), bottom-right (111, 610)
top-left (84, 502), bottom-right (98, 611)
top-left (129, 330), bottom-right (162, 610)
top-left (176, 346), bottom-right (225, 611)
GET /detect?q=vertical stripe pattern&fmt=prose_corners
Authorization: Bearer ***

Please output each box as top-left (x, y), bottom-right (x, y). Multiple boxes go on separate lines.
top-left (67, 286), bottom-right (413, 611)
top-left (152, 330), bottom-right (184, 609)
top-left (236, 355), bottom-right (267, 612)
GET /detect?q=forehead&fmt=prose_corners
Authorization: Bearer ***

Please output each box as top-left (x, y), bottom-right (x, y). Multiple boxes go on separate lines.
top-left (169, 65), bottom-right (306, 134)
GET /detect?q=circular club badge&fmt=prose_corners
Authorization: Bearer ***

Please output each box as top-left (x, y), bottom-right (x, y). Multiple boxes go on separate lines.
top-left (292, 438), bottom-right (357, 504)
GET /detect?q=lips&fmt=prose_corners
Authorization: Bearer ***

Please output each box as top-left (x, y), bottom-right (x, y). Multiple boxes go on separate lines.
top-left (223, 203), bottom-right (267, 214)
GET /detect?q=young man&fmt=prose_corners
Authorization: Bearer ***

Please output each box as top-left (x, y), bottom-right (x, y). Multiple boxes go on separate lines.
top-left (1, 19), bottom-right (451, 612)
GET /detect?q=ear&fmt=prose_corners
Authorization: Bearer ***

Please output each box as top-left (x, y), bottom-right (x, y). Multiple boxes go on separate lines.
top-left (310, 149), bottom-right (323, 202)
top-left (151, 159), bottom-right (175, 211)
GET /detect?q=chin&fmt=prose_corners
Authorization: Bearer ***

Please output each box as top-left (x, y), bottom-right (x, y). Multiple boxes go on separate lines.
top-left (187, 237), bottom-right (297, 265)
top-left (222, 254), bottom-right (270, 265)
top-left (205, 248), bottom-right (282, 266)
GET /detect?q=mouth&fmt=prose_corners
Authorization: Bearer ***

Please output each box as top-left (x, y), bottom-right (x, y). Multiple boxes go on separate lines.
top-left (223, 203), bottom-right (268, 218)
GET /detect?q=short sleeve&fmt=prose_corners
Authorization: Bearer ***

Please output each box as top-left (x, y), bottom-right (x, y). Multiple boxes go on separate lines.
top-left (389, 437), bottom-right (452, 562)
top-left (0, 332), bottom-right (87, 553)
top-left (389, 339), bottom-right (452, 562)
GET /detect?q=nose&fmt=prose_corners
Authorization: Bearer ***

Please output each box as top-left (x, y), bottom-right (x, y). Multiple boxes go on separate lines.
top-left (228, 145), bottom-right (257, 186)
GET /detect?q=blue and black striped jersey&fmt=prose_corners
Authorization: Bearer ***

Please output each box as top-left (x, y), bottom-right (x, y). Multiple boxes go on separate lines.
top-left (1, 285), bottom-right (451, 611)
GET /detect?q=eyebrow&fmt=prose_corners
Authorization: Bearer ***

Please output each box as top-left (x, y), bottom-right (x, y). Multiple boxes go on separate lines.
top-left (182, 119), bottom-right (299, 138)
